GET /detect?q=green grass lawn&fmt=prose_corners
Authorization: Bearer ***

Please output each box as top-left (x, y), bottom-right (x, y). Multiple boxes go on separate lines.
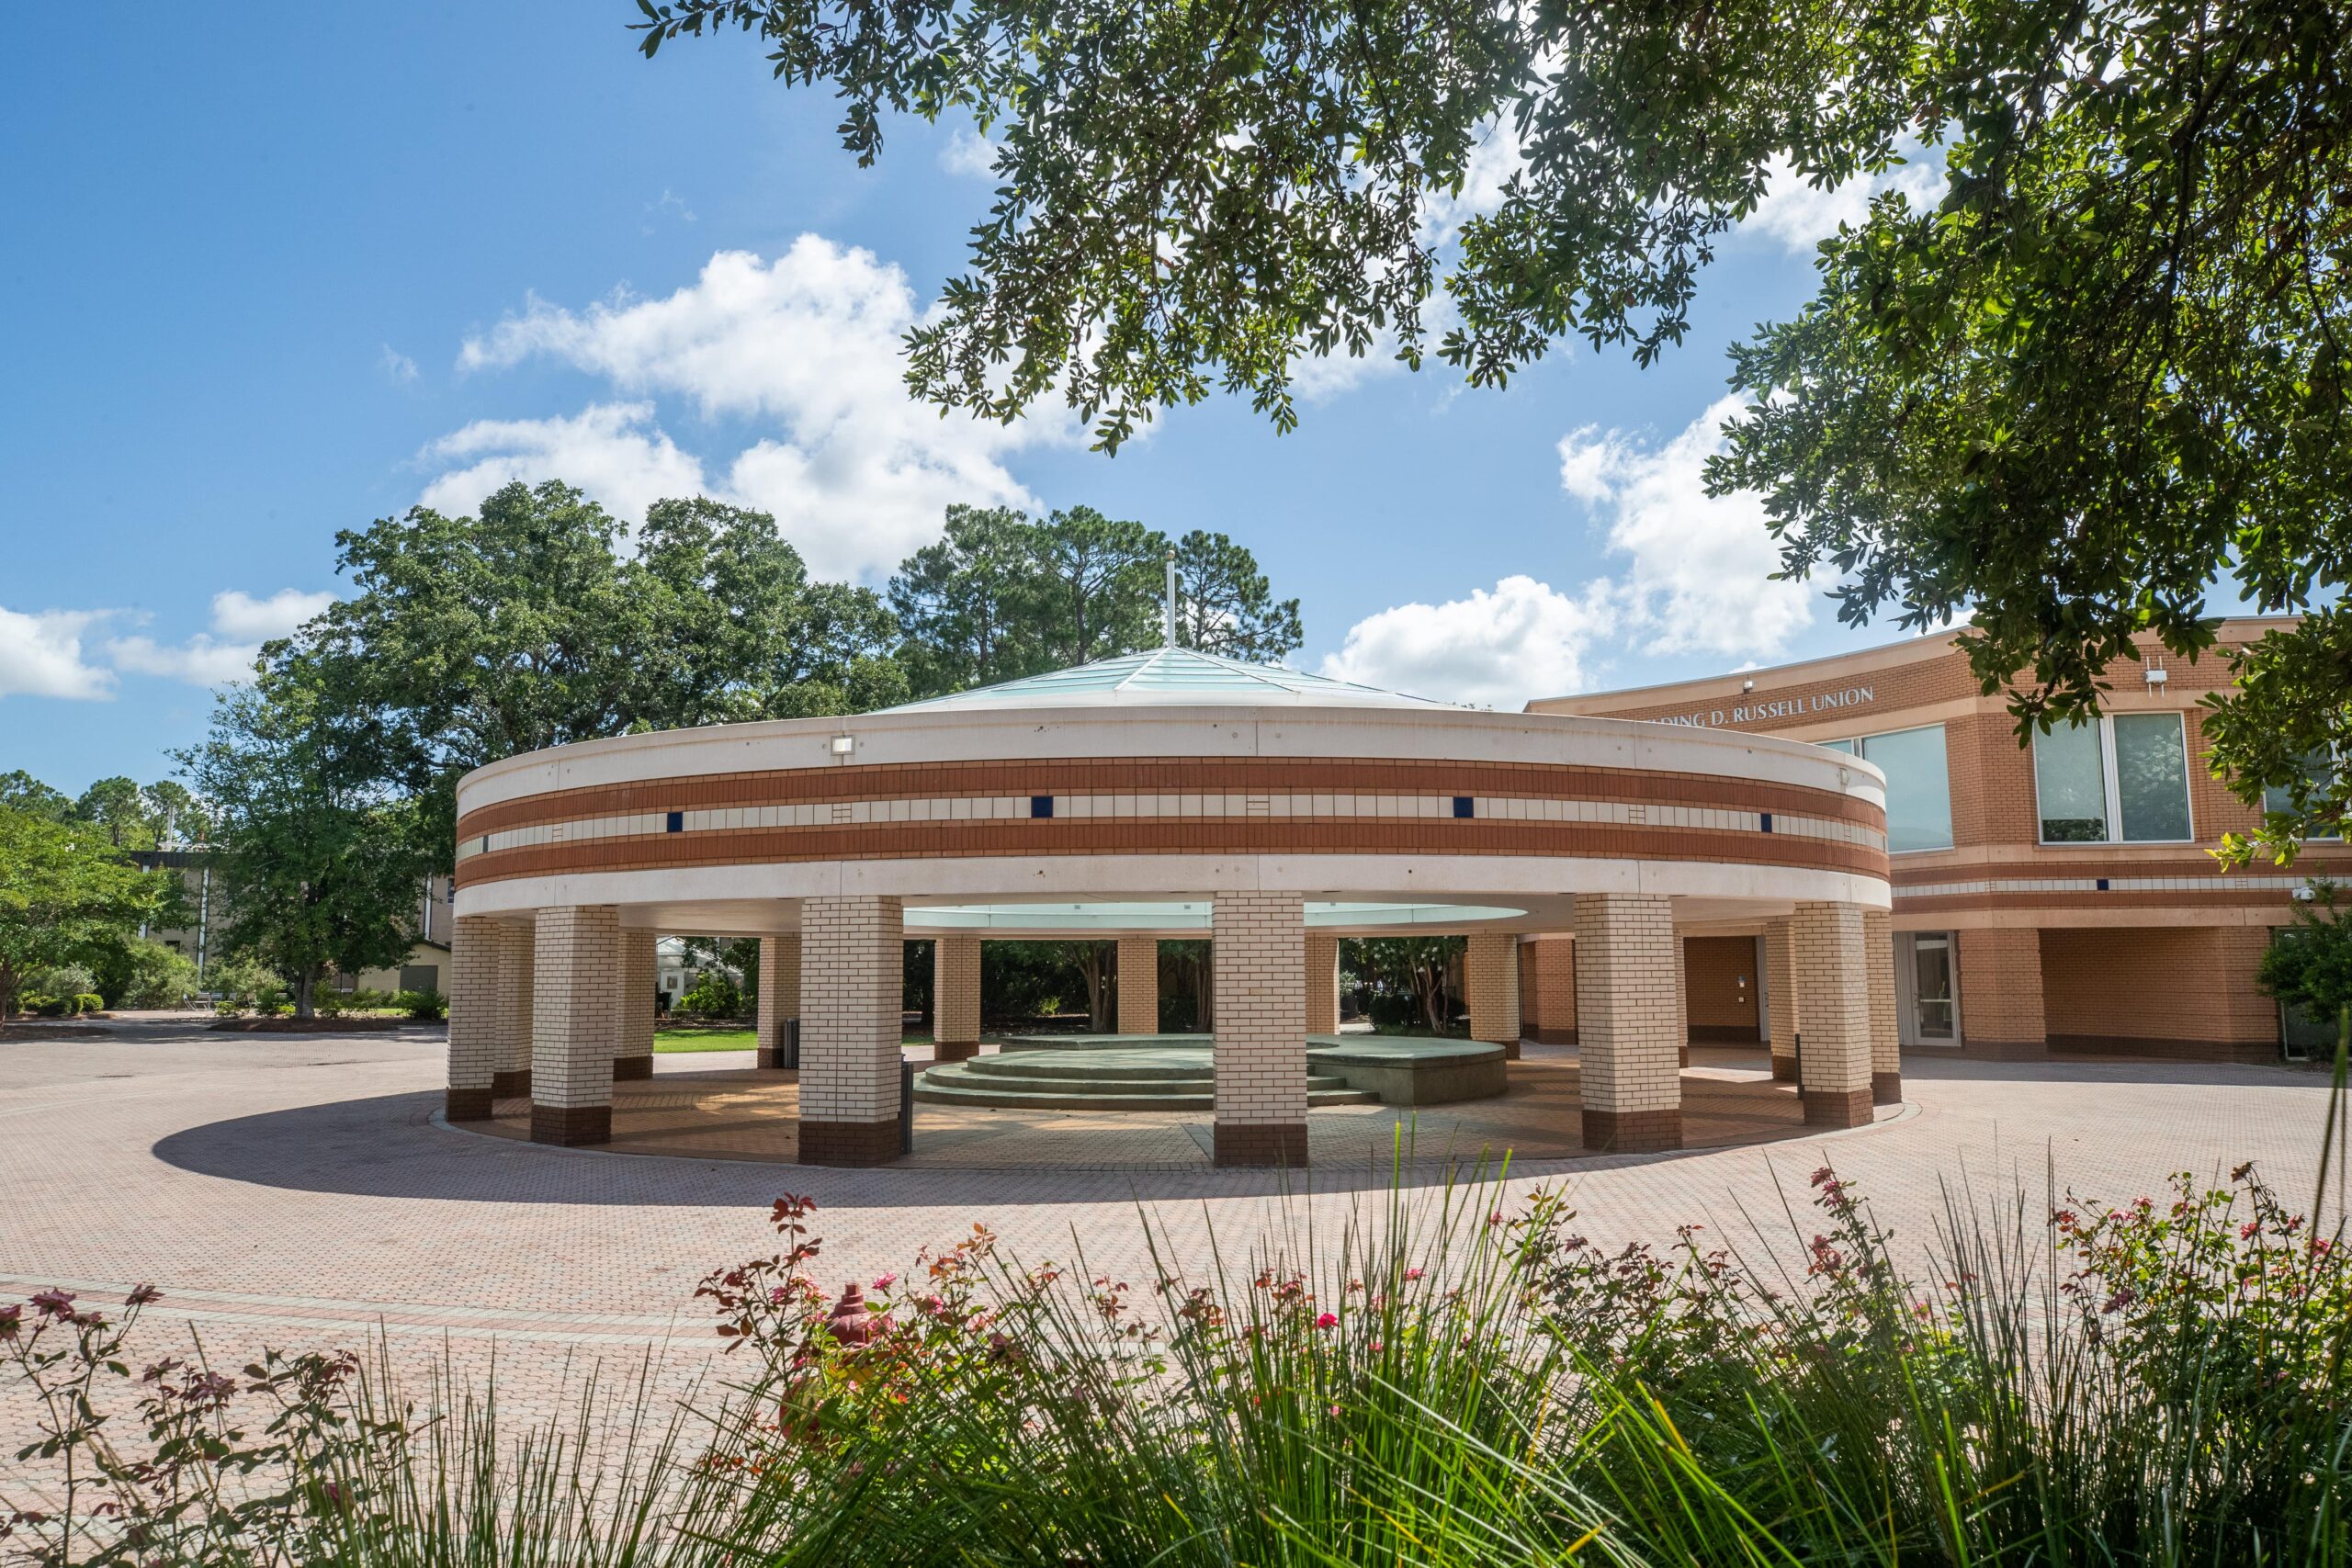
top-left (653, 1028), bottom-right (757, 1053)
top-left (652, 1028), bottom-right (933, 1054)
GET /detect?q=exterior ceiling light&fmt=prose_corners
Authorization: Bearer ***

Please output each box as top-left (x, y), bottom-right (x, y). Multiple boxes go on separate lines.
top-left (830, 734), bottom-right (856, 756)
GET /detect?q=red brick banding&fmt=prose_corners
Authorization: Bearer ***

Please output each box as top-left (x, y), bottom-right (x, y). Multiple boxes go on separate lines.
top-left (798, 1117), bottom-right (902, 1166)
top-left (612, 1054), bottom-right (653, 1081)
top-left (1871, 1071), bottom-right (1903, 1105)
top-left (456, 755), bottom-right (1883, 842)
top-left (931, 1040), bottom-right (979, 1063)
top-left (1213, 1122), bottom-right (1309, 1167)
top-left (445, 1087), bottom-right (493, 1122)
top-left (458, 817), bottom-right (1887, 889)
top-left (491, 1068), bottom-right (531, 1098)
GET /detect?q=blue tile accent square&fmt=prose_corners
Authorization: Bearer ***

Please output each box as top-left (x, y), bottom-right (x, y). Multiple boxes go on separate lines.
top-left (665, 810), bottom-right (684, 833)
top-left (1031, 795), bottom-right (1055, 819)
top-left (1759, 811), bottom-right (1774, 833)
top-left (2096, 876), bottom-right (2110, 891)
top-left (1453, 795), bottom-right (1474, 818)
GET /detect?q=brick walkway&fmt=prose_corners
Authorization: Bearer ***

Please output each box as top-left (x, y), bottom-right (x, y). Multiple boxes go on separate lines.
top-left (460, 1047), bottom-right (1848, 1168)
top-left (2, 1018), bottom-right (2342, 1439)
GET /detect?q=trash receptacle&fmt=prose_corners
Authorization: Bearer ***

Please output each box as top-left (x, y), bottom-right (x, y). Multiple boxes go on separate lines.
top-left (899, 1055), bottom-right (915, 1156)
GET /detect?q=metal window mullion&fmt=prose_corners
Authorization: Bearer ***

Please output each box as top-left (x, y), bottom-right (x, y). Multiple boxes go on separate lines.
top-left (2098, 716), bottom-right (2123, 842)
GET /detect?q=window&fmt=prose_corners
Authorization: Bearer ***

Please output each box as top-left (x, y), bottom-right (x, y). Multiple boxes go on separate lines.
top-left (1821, 725), bottom-right (1954, 852)
top-left (2263, 750), bottom-right (2341, 839)
top-left (2033, 714), bottom-right (2192, 843)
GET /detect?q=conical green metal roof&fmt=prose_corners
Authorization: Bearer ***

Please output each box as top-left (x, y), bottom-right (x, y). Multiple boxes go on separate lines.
top-left (884, 646), bottom-right (1449, 712)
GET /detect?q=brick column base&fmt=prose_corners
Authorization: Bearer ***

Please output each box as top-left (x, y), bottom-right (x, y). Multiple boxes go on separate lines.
top-left (446, 1087), bottom-right (493, 1122)
top-left (932, 1040), bottom-right (979, 1062)
top-left (1214, 1122), bottom-right (1307, 1167)
top-left (1771, 1057), bottom-right (1798, 1082)
top-left (492, 1068), bottom-right (531, 1098)
top-left (1582, 1108), bottom-right (1681, 1153)
top-left (800, 1118), bottom-right (901, 1166)
top-left (530, 1103), bottom-right (611, 1145)
top-left (756, 1047), bottom-right (787, 1069)
top-left (612, 1055), bottom-right (653, 1081)
top-left (1871, 1070), bottom-right (1903, 1105)
top-left (1679, 1045), bottom-right (1690, 1067)
top-left (1501, 1040), bottom-right (1521, 1061)
top-left (1804, 1088), bottom-right (1873, 1128)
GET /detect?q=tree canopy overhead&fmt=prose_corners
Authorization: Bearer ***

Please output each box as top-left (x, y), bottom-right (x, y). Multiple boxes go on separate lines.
top-left (637, 0), bottom-right (2352, 863)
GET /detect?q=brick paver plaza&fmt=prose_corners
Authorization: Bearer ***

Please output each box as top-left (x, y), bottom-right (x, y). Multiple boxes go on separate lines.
top-left (4, 1016), bottom-right (2343, 1443)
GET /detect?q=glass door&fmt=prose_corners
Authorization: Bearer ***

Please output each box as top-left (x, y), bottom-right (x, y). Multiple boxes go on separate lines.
top-left (1897, 932), bottom-right (1959, 1046)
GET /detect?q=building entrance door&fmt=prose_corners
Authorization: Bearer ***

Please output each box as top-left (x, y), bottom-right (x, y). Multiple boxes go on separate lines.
top-left (1895, 931), bottom-right (1959, 1047)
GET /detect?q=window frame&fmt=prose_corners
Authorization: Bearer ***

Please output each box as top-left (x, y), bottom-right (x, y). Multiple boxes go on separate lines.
top-left (2032, 712), bottom-right (2196, 846)
top-left (1818, 723), bottom-right (1955, 855)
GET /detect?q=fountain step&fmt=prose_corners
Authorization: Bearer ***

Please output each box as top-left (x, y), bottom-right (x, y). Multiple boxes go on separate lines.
top-left (920, 1063), bottom-right (1359, 1098)
top-left (912, 1080), bottom-right (1379, 1112)
top-left (959, 1049), bottom-right (1215, 1084)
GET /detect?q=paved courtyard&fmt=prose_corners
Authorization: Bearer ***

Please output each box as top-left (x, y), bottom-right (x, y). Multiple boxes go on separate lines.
top-left (2, 1017), bottom-right (2343, 1440)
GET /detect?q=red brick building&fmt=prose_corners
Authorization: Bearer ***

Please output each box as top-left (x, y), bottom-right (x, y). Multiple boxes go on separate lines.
top-left (1527, 619), bottom-right (2346, 1063)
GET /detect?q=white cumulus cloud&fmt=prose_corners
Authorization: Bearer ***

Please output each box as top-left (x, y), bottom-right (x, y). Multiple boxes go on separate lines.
top-left (444, 239), bottom-right (1064, 578)
top-left (418, 403), bottom-right (709, 529)
top-left (105, 588), bottom-right (337, 688)
top-left (1322, 396), bottom-right (1821, 707)
top-left (1745, 145), bottom-right (1949, 252)
top-left (1555, 393), bottom-right (1814, 658)
top-left (1320, 576), bottom-right (1618, 710)
top-left (938, 128), bottom-right (1001, 178)
top-left (0, 608), bottom-right (116, 700)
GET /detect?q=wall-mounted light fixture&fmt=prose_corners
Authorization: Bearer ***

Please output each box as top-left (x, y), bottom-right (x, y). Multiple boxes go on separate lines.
top-left (831, 734), bottom-right (856, 756)
top-left (2143, 667), bottom-right (2170, 686)
top-left (1741, 679), bottom-right (1756, 693)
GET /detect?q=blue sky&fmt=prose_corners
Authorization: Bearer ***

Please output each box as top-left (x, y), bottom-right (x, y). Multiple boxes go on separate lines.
top-left (2, 3), bottom-right (1939, 795)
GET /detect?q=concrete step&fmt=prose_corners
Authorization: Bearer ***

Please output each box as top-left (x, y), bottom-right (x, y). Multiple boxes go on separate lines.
top-left (921, 1063), bottom-right (1362, 1098)
top-left (962, 1052), bottom-right (1212, 1084)
top-left (912, 1079), bottom-right (1380, 1112)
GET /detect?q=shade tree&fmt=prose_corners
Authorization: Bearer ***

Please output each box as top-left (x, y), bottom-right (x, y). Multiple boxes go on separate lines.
top-left (636, 0), bottom-right (2352, 862)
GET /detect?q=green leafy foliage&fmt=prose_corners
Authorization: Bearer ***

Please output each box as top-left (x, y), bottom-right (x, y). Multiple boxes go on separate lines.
top-left (176, 684), bottom-right (435, 1019)
top-left (0, 807), bottom-right (173, 1020)
top-left (638, 0), bottom-right (2352, 860)
top-left (889, 504), bottom-right (1300, 698)
top-left (277, 480), bottom-right (908, 863)
top-left (10, 1156), bottom-right (2349, 1562)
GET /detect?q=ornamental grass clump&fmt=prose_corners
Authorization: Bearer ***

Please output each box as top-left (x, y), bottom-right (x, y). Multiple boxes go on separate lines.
top-left (4, 1155), bottom-right (2348, 1563)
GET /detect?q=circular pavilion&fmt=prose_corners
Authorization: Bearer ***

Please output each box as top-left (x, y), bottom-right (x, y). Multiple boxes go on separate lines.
top-left (445, 647), bottom-right (1894, 1167)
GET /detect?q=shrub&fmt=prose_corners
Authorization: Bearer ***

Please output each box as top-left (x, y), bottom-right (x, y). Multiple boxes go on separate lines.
top-left (6, 1157), bottom-right (2348, 1563)
top-left (105, 939), bottom-right (199, 1009)
top-left (395, 987), bottom-right (448, 1021)
top-left (205, 953), bottom-right (288, 1014)
top-left (678, 970), bottom-right (743, 1019)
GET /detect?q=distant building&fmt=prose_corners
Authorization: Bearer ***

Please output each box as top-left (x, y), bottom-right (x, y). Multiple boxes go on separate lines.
top-left (132, 851), bottom-right (456, 996)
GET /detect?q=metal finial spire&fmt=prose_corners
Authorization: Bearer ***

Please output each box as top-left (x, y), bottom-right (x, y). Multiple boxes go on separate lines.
top-left (1162, 548), bottom-right (1177, 648)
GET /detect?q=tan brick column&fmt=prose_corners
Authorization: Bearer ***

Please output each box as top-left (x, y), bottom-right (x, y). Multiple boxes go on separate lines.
top-left (1765, 919), bottom-right (1799, 1082)
top-left (1467, 932), bottom-right (1521, 1059)
top-left (1671, 934), bottom-right (1690, 1067)
top-left (1956, 927), bottom-right (2045, 1057)
top-left (1571, 894), bottom-right (1681, 1151)
top-left (797, 896), bottom-right (905, 1166)
top-left (1521, 936), bottom-right (1577, 1043)
top-left (529, 905), bottom-right (620, 1146)
top-left (1211, 891), bottom-right (1307, 1166)
top-left (1792, 900), bottom-right (1873, 1127)
top-left (1304, 931), bottom-right (1341, 1036)
top-left (933, 934), bottom-right (981, 1061)
top-left (1116, 936), bottom-right (1159, 1033)
top-left (614, 927), bottom-right (657, 1081)
top-left (494, 919), bottom-right (534, 1098)
top-left (446, 915), bottom-right (500, 1121)
top-left (1863, 908), bottom-right (1900, 1102)
top-left (756, 933), bottom-right (801, 1068)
